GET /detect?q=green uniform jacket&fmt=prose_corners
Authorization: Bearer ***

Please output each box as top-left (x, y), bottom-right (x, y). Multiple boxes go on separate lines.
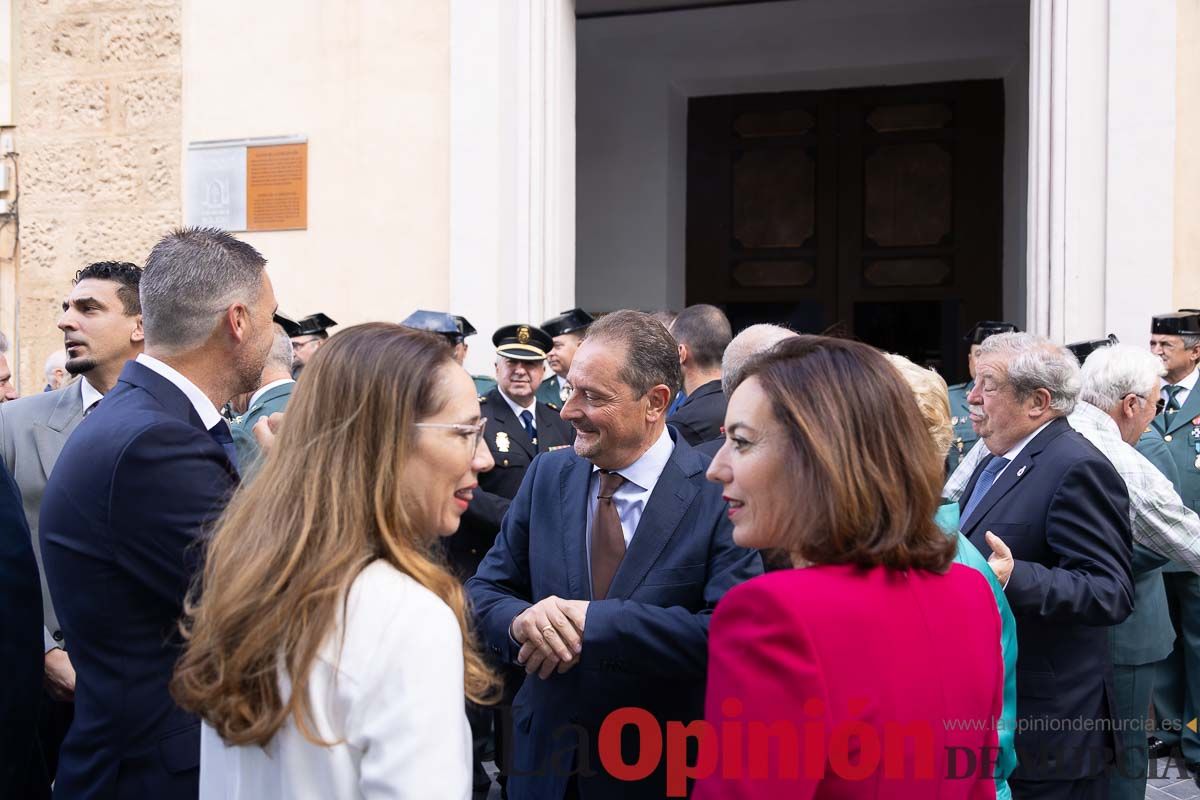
top-left (1106, 431), bottom-right (1179, 665)
top-left (1152, 379), bottom-right (1200, 571)
top-left (473, 374), bottom-right (498, 396)
top-left (230, 381), bottom-right (294, 479)
top-left (935, 501), bottom-right (1017, 800)
top-left (946, 380), bottom-right (978, 474)
top-left (535, 374), bottom-right (566, 410)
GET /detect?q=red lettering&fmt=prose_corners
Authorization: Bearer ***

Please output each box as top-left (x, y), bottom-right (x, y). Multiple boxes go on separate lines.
top-left (666, 720), bottom-right (717, 797)
top-left (828, 720), bottom-right (881, 781)
top-left (598, 707), bottom-right (662, 782)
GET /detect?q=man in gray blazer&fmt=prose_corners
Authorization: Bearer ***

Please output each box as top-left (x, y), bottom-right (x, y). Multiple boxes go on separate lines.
top-left (0, 261), bottom-right (143, 791)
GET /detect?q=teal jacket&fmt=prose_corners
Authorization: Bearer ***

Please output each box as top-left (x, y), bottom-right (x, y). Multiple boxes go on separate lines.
top-left (935, 501), bottom-right (1017, 800)
top-left (946, 380), bottom-right (978, 474)
top-left (230, 380), bottom-right (294, 478)
top-left (1152, 375), bottom-right (1200, 571)
top-left (535, 374), bottom-right (566, 410)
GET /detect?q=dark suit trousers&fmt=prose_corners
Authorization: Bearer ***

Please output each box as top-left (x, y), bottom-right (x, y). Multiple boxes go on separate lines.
top-left (1009, 775), bottom-right (1107, 799)
top-left (1154, 571), bottom-right (1200, 761)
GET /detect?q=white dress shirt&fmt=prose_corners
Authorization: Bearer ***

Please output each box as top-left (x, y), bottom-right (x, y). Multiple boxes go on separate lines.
top-left (247, 378), bottom-right (295, 411)
top-left (199, 560), bottom-right (472, 800)
top-left (584, 427), bottom-right (675, 580)
top-left (1162, 366), bottom-right (1199, 408)
top-left (79, 376), bottom-right (103, 413)
top-left (498, 387), bottom-right (536, 434)
top-left (135, 353), bottom-right (223, 429)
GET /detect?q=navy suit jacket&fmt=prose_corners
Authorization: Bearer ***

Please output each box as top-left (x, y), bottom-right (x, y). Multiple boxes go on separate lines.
top-left (667, 379), bottom-right (726, 447)
top-left (40, 360), bottom-right (238, 799)
top-left (466, 430), bottom-right (762, 800)
top-left (959, 416), bottom-right (1133, 780)
top-left (0, 462), bottom-right (43, 796)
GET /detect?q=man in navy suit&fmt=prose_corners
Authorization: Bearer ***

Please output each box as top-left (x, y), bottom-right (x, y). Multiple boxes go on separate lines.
top-left (467, 310), bottom-right (762, 800)
top-left (40, 228), bottom-right (278, 800)
top-left (958, 332), bottom-right (1133, 800)
top-left (0, 462), bottom-right (44, 798)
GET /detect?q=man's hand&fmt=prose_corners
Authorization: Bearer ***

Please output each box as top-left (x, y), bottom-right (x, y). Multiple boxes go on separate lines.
top-left (252, 412), bottom-right (285, 454)
top-left (985, 531), bottom-right (1014, 586)
top-left (45, 648), bottom-right (76, 701)
top-left (511, 597), bottom-right (588, 679)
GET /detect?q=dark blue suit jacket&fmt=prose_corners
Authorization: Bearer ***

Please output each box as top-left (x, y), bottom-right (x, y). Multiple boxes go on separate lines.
top-left (467, 430), bottom-right (762, 800)
top-left (40, 360), bottom-right (238, 799)
top-left (959, 416), bottom-right (1133, 781)
top-left (0, 462), bottom-right (43, 797)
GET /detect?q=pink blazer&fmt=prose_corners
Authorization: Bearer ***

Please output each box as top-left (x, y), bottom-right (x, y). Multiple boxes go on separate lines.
top-left (694, 563), bottom-right (1003, 799)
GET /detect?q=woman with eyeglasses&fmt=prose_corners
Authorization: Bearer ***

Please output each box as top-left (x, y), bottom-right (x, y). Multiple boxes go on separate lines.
top-left (173, 323), bottom-right (497, 799)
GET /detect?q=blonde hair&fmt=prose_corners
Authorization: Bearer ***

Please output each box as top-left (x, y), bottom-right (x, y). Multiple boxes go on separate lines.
top-left (172, 323), bottom-right (497, 746)
top-left (883, 353), bottom-right (954, 455)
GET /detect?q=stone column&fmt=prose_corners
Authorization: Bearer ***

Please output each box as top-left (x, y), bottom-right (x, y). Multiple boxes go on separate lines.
top-left (449, 0), bottom-right (574, 377)
top-left (12, 0), bottom-right (182, 391)
top-left (1026, 0), bottom-right (1176, 345)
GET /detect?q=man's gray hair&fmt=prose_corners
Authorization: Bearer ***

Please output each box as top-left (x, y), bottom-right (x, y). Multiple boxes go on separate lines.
top-left (1080, 344), bottom-right (1165, 411)
top-left (978, 332), bottom-right (1080, 414)
top-left (44, 349), bottom-right (67, 382)
top-left (140, 227), bottom-right (267, 352)
top-left (265, 324), bottom-right (294, 372)
top-left (584, 310), bottom-right (681, 396)
top-left (722, 324), bottom-right (797, 395)
top-left (1183, 334), bottom-right (1200, 350)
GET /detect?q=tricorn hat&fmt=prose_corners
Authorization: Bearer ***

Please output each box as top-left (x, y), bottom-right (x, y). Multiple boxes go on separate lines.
top-left (963, 320), bottom-right (1020, 345)
top-left (1151, 312), bottom-right (1200, 336)
top-left (1065, 334), bottom-right (1118, 364)
top-left (541, 308), bottom-right (594, 338)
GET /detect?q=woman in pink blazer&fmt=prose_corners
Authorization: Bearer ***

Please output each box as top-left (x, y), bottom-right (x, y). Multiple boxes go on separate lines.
top-left (696, 336), bottom-right (1004, 799)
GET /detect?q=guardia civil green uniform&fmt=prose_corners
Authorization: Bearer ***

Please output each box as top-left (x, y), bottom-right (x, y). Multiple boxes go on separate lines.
top-left (946, 321), bottom-right (1019, 473)
top-left (230, 380), bottom-right (295, 479)
top-left (536, 307), bottom-right (593, 409)
top-left (1149, 311), bottom-right (1200, 772)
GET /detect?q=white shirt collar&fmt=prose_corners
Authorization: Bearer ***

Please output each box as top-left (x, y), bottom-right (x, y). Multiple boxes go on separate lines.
top-left (498, 387), bottom-right (536, 420)
top-left (1165, 367), bottom-right (1199, 392)
top-left (79, 376), bottom-right (103, 411)
top-left (248, 378), bottom-right (294, 411)
top-left (1000, 418), bottom-right (1055, 463)
top-left (135, 353), bottom-right (224, 430)
top-left (592, 425), bottom-right (675, 492)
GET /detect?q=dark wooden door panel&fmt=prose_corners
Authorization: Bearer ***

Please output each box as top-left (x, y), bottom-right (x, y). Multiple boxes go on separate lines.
top-left (686, 80), bottom-right (1004, 382)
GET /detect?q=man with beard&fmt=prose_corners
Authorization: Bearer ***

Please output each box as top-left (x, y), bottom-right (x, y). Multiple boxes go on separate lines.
top-left (40, 228), bottom-right (277, 800)
top-left (0, 261), bottom-right (145, 797)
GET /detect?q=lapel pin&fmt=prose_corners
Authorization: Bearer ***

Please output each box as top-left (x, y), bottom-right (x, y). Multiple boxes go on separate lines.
top-left (1016, 466), bottom-right (1027, 478)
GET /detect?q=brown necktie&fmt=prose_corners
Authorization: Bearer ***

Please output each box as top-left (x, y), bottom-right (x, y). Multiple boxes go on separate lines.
top-left (591, 470), bottom-right (627, 600)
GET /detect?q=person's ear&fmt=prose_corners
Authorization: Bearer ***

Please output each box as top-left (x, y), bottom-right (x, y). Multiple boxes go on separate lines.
top-left (1121, 394), bottom-right (1139, 420)
top-left (645, 384), bottom-right (672, 420)
top-left (678, 343), bottom-right (688, 367)
top-left (130, 314), bottom-right (144, 344)
top-left (227, 303), bottom-right (250, 343)
top-left (1028, 387), bottom-right (1052, 416)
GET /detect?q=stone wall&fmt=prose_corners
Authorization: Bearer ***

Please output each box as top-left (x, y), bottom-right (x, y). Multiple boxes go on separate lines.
top-left (12, 0), bottom-right (181, 391)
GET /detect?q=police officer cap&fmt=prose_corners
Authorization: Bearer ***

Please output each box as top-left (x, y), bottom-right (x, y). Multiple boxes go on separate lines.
top-left (455, 315), bottom-right (478, 338)
top-left (541, 308), bottom-right (594, 338)
top-left (493, 324), bottom-right (552, 362)
top-left (963, 320), bottom-right (1020, 345)
top-left (277, 313), bottom-right (337, 337)
top-left (1151, 311), bottom-right (1200, 336)
top-left (1065, 333), bottom-right (1118, 364)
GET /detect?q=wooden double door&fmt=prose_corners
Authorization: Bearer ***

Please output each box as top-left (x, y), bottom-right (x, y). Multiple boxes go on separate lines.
top-left (686, 80), bottom-right (1004, 381)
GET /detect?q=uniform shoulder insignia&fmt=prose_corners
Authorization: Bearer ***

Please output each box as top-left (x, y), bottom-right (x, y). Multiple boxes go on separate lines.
top-left (478, 395), bottom-right (487, 402)
top-left (547, 402), bottom-right (559, 410)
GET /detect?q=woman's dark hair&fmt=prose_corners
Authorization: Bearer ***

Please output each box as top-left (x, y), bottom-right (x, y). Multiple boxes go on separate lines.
top-left (736, 335), bottom-right (956, 572)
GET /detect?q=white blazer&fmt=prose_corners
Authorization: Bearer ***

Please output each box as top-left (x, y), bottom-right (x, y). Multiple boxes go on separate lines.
top-left (199, 560), bottom-right (472, 799)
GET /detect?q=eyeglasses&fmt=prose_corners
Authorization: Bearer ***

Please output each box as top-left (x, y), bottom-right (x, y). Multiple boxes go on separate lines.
top-left (414, 418), bottom-right (488, 451)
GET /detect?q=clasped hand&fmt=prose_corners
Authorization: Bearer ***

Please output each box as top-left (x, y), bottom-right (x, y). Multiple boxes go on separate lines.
top-left (510, 596), bottom-right (589, 680)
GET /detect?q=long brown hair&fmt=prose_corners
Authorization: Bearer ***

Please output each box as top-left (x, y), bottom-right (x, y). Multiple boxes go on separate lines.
top-left (172, 323), bottom-right (497, 746)
top-left (737, 335), bottom-right (956, 572)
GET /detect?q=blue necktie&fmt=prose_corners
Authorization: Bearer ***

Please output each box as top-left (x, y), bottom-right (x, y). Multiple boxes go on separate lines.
top-left (960, 456), bottom-right (1010, 527)
top-left (208, 420), bottom-right (240, 473)
top-left (519, 409), bottom-right (537, 445)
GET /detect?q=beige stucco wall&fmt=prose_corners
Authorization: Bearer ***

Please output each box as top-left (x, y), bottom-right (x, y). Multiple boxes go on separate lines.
top-left (1177, 0), bottom-right (1200, 308)
top-left (182, 0), bottom-right (451, 331)
top-left (13, 0), bottom-right (182, 391)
